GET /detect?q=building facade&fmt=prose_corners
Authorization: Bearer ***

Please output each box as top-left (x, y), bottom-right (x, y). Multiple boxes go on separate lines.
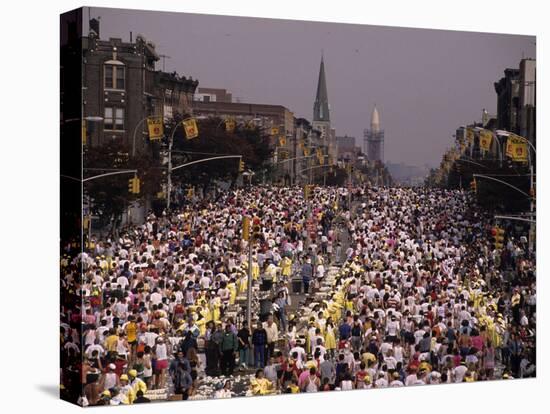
top-left (518, 58), bottom-right (536, 144)
top-left (336, 135), bottom-right (358, 162)
top-left (192, 100), bottom-right (295, 142)
top-left (194, 87), bottom-right (233, 103)
top-left (494, 58), bottom-right (536, 145)
top-left (364, 105), bottom-right (385, 162)
top-left (82, 19), bottom-right (198, 153)
top-left (494, 68), bottom-right (520, 134)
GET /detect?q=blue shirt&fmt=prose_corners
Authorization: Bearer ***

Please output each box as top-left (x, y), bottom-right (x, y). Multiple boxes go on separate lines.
top-left (301, 263), bottom-right (313, 280)
top-left (339, 323), bottom-right (351, 340)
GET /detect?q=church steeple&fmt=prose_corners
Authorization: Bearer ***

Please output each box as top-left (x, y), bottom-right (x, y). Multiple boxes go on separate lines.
top-left (313, 54), bottom-right (330, 122)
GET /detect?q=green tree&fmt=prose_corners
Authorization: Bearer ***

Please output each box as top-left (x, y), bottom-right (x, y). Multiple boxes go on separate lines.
top-left (167, 115), bottom-right (273, 188)
top-left (83, 140), bottom-right (162, 233)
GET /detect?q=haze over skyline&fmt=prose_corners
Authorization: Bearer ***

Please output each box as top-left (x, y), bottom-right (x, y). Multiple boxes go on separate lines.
top-left (86, 7), bottom-right (535, 167)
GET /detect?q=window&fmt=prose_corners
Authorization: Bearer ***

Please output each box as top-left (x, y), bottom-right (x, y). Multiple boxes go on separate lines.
top-left (104, 107), bottom-right (124, 131)
top-left (116, 67), bottom-right (125, 89)
top-left (163, 104), bottom-right (173, 122)
top-left (104, 65), bottom-right (113, 88)
top-left (104, 63), bottom-right (125, 90)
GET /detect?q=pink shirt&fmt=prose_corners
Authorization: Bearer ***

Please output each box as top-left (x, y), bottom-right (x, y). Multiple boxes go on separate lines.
top-left (471, 336), bottom-right (484, 351)
top-left (84, 314), bottom-right (96, 325)
top-left (298, 369), bottom-right (310, 388)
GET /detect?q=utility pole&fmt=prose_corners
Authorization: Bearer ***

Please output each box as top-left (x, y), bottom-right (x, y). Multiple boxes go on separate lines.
top-left (529, 163), bottom-right (535, 252)
top-left (293, 130), bottom-right (297, 186)
top-left (347, 162), bottom-right (352, 213)
top-left (167, 126), bottom-right (176, 210)
top-left (247, 238), bottom-right (253, 331)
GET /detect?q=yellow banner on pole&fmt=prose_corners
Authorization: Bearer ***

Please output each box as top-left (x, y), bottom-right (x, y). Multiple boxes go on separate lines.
top-left (271, 127), bottom-right (279, 136)
top-left (479, 130), bottom-right (493, 151)
top-left (317, 148), bottom-right (324, 164)
top-left (279, 149), bottom-right (289, 160)
top-left (279, 136), bottom-right (286, 146)
top-left (466, 128), bottom-right (475, 145)
top-left (182, 118), bottom-right (199, 140)
top-left (147, 117), bottom-right (164, 140)
top-left (304, 148), bottom-right (310, 156)
top-left (506, 135), bottom-right (528, 162)
top-left (82, 122), bottom-right (87, 145)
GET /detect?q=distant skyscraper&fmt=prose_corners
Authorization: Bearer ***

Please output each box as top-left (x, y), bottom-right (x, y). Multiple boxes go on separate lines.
top-left (364, 105), bottom-right (385, 162)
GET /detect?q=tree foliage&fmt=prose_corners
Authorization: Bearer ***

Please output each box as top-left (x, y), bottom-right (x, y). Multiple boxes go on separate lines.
top-left (83, 140), bottom-right (162, 228)
top-left (167, 114), bottom-right (273, 187)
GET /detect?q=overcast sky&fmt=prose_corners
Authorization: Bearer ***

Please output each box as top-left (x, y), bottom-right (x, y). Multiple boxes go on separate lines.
top-left (85, 7), bottom-right (535, 167)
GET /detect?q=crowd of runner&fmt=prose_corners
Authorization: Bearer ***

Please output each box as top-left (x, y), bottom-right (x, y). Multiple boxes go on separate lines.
top-left (60, 185), bottom-right (536, 405)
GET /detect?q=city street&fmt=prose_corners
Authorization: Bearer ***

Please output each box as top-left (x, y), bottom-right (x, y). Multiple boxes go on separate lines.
top-left (58, 8), bottom-right (537, 407)
top-left (61, 184), bottom-right (536, 404)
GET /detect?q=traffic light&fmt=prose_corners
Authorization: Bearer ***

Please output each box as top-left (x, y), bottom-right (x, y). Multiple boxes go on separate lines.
top-left (252, 217), bottom-right (261, 240)
top-left (242, 216), bottom-right (250, 241)
top-left (491, 226), bottom-right (505, 249)
top-left (239, 160), bottom-right (245, 172)
top-left (128, 176), bottom-right (140, 194)
top-left (470, 178), bottom-right (477, 193)
top-left (494, 227), bottom-right (505, 249)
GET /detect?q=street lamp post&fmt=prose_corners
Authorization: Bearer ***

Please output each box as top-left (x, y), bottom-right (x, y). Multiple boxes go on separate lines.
top-left (495, 130), bottom-right (537, 251)
top-left (131, 116), bottom-right (151, 158)
top-left (63, 168), bottom-right (138, 249)
top-left (246, 235), bottom-right (253, 332)
top-left (166, 122), bottom-right (181, 210)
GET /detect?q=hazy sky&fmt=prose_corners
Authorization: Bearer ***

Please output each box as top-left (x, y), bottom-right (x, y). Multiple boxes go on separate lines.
top-left (85, 7), bottom-right (535, 167)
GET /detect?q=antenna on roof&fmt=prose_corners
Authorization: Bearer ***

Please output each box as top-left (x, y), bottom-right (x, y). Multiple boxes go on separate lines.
top-left (158, 54), bottom-right (171, 72)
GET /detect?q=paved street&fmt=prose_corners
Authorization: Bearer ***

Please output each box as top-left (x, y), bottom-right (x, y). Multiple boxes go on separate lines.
top-left (61, 185), bottom-right (536, 405)
top-left (58, 11), bottom-right (536, 407)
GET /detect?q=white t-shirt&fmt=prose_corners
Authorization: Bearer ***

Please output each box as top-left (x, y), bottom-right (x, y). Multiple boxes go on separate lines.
top-left (85, 344), bottom-right (104, 358)
top-left (341, 380), bottom-right (353, 390)
top-left (143, 332), bottom-right (159, 347)
top-left (103, 372), bottom-right (117, 391)
top-left (453, 365), bottom-right (468, 383)
top-left (155, 343), bottom-right (168, 360)
top-left (289, 346), bottom-right (306, 363)
top-left (150, 292), bottom-right (163, 306)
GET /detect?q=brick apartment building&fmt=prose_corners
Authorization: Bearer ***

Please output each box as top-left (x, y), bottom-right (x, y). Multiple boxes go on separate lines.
top-left (82, 18), bottom-right (198, 154)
